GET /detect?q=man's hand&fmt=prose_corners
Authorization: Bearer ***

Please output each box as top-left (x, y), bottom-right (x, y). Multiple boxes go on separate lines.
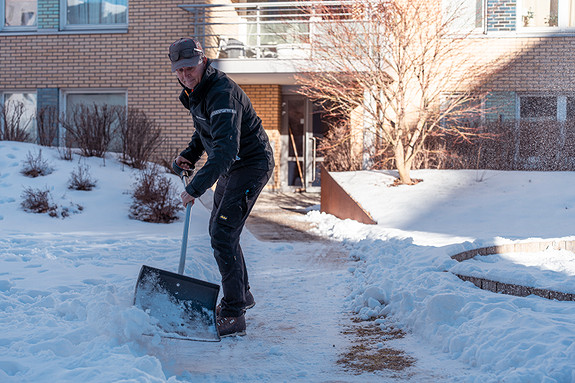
top-left (175, 156), bottom-right (193, 170)
top-left (180, 190), bottom-right (195, 207)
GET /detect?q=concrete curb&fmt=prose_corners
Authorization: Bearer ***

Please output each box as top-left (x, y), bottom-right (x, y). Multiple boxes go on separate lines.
top-left (451, 240), bottom-right (575, 302)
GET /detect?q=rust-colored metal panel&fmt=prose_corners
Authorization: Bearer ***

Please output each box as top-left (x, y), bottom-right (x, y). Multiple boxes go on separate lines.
top-left (320, 165), bottom-right (376, 225)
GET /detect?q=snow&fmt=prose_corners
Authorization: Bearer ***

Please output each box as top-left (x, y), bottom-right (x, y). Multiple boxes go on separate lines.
top-left (1, 142), bottom-right (574, 382)
top-left (315, 169), bottom-right (575, 382)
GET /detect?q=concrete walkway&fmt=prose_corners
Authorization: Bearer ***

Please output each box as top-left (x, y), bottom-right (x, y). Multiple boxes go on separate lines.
top-left (246, 192), bottom-right (323, 242)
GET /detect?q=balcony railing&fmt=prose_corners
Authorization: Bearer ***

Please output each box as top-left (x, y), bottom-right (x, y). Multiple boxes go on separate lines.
top-left (178, 1), bottom-right (359, 60)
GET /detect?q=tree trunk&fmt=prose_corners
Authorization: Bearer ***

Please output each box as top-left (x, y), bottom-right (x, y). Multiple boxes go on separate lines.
top-left (394, 141), bottom-right (412, 184)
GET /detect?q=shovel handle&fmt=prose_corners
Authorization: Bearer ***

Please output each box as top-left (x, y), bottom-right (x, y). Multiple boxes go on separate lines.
top-left (178, 202), bottom-right (192, 275)
top-left (178, 169), bottom-right (194, 275)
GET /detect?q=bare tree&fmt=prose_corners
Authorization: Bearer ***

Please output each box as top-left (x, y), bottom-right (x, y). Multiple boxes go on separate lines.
top-left (0, 100), bottom-right (32, 142)
top-left (295, 0), bottom-right (497, 184)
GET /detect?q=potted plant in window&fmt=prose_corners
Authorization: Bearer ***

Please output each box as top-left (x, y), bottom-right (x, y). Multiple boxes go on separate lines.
top-left (523, 9), bottom-right (534, 27)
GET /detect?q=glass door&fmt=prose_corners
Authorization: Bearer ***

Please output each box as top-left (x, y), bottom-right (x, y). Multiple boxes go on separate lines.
top-left (282, 94), bottom-right (326, 192)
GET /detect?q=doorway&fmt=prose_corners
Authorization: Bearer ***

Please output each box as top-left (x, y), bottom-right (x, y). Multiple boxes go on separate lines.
top-left (281, 93), bottom-right (328, 192)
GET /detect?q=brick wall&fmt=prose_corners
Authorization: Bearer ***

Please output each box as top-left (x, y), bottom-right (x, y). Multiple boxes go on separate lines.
top-left (37, 0), bottom-right (59, 30)
top-left (241, 84), bottom-right (282, 190)
top-left (487, 0), bottom-right (516, 32)
top-left (462, 36), bottom-right (575, 95)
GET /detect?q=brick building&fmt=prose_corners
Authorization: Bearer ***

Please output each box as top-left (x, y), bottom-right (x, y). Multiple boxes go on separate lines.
top-left (3, 0), bottom-right (575, 192)
top-left (0, 0), bottom-right (290, 190)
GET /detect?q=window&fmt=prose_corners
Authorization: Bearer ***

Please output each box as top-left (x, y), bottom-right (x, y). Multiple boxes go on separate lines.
top-left (63, 0), bottom-right (127, 29)
top-left (444, 0), bottom-right (484, 32)
top-left (3, 0), bottom-right (36, 30)
top-left (441, 94), bottom-right (484, 129)
top-left (520, 96), bottom-right (557, 119)
top-left (518, 0), bottom-right (575, 30)
top-left (63, 91), bottom-right (126, 151)
top-left (1, 92), bottom-right (37, 142)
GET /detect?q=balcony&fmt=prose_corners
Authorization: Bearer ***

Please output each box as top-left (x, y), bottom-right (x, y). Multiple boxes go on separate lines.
top-left (178, 1), bottom-right (358, 80)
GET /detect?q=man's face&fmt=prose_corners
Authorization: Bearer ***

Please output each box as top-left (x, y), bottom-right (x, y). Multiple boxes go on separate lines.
top-left (176, 62), bottom-right (204, 90)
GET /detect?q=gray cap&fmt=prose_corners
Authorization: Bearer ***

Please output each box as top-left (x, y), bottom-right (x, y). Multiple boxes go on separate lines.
top-left (169, 38), bottom-right (204, 72)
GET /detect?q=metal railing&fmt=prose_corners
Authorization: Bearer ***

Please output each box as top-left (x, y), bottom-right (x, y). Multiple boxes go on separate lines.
top-left (178, 1), bottom-right (359, 60)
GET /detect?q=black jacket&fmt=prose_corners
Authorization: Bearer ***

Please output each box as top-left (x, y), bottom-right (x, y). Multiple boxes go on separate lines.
top-left (178, 60), bottom-right (275, 198)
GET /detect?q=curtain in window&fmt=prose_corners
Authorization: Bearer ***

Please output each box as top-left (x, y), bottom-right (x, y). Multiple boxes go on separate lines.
top-left (5, 0), bottom-right (36, 27)
top-left (67, 0), bottom-right (127, 25)
top-left (569, 0), bottom-right (575, 27)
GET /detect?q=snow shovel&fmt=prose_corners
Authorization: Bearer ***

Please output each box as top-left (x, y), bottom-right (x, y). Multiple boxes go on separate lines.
top-left (134, 170), bottom-right (221, 342)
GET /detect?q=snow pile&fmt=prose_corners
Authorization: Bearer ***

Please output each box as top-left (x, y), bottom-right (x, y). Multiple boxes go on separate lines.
top-left (309, 169), bottom-right (575, 382)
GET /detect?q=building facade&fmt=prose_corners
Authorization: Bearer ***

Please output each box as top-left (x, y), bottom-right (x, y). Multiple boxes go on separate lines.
top-left (3, 0), bottom-right (575, 192)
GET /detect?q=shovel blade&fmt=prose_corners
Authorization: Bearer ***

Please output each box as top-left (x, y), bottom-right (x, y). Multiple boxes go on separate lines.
top-left (134, 265), bottom-right (220, 342)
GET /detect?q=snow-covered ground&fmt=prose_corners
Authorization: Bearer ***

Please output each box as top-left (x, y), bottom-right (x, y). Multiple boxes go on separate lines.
top-left (1, 141), bottom-right (574, 382)
top-left (320, 169), bottom-right (575, 382)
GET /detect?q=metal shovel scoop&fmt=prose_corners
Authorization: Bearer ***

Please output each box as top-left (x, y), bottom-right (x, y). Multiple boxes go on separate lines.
top-left (134, 171), bottom-right (220, 342)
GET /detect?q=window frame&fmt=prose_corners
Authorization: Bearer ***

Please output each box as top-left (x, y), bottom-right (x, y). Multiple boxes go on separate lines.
top-left (1, 0), bottom-right (37, 32)
top-left (516, 93), bottom-right (575, 166)
top-left (60, 0), bottom-right (128, 32)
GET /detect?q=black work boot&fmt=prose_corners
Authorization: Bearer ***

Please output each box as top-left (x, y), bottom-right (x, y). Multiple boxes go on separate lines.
top-left (216, 290), bottom-right (255, 316)
top-left (217, 314), bottom-right (246, 338)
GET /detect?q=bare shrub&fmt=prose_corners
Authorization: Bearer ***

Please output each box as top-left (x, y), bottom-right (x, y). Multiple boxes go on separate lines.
top-left (0, 100), bottom-right (32, 142)
top-left (61, 103), bottom-right (119, 158)
top-left (318, 121), bottom-right (362, 172)
top-left (20, 186), bottom-right (57, 215)
top-left (58, 135), bottom-right (74, 161)
top-left (37, 106), bottom-right (59, 147)
top-left (20, 149), bottom-right (54, 177)
top-left (431, 120), bottom-right (515, 170)
top-left (20, 186), bottom-right (83, 218)
top-left (129, 165), bottom-right (183, 223)
top-left (68, 164), bottom-right (97, 191)
top-left (117, 107), bottom-right (163, 169)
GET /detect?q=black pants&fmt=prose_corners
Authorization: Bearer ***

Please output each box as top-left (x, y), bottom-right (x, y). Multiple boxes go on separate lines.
top-left (209, 166), bottom-right (272, 317)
